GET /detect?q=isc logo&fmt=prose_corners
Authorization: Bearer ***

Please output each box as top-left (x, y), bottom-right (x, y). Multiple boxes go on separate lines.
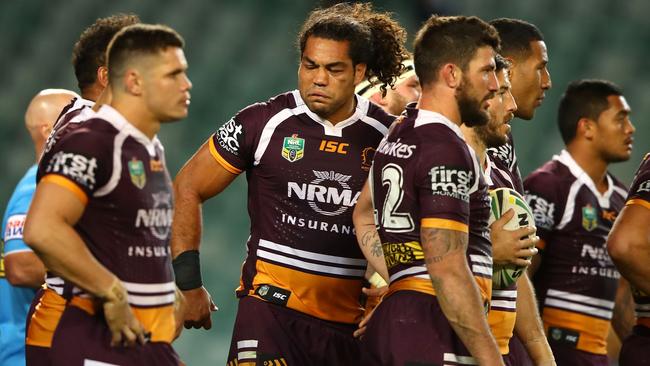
top-left (319, 140), bottom-right (348, 154)
top-left (272, 292), bottom-right (287, 300)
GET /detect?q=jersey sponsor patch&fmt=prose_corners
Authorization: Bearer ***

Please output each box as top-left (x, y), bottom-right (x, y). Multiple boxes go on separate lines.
top-left (637, 179), bottom-right (650, 193)
top-left (255, 284), bottom-right (290, 306)
top-left (548, 327), bottom-right (580, 348)
top-left (428, 165), bottom-right (473, 202)
top-left (487, 143), bottom-right (514, 169)
top-left (46, 151), bottom-right (98, 189)
top-left (581, 204), bottom-right (598, 231)
top-left (4, 214), bottom-right (26, 241)
top-left (281, 134), bottom-right (305, 162)
top-left (216, 118), bottom-right (243, 154)
top-left (526, 194), bottom-right (555, 230)
top-left (128, 158), bottom-right (146, 189)
top-left (376, 138), bottom-right (416, 159)
top-left (287, 170), bottom-right (360, 216)
top-left (134, 192), bottom-right (173, 240)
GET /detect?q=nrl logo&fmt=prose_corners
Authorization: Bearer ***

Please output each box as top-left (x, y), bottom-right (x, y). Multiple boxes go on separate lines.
top-left (128, 158), bottom-right (146, 189)
top-left (282, 134), bottom-right (305, 162)
top-left (582, 204), bottom-right (598, 232)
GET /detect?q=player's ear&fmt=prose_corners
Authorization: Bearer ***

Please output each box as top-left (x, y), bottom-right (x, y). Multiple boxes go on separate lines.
top-left (354, 63), bottom-right (367, 85)
top-left (441, 63), bottom-right (461, 89)
top-left (577, 117), bottom-right (596, 140)
top-left (96, 66), bottom-right (109, 89)
top-left (369, 92), bottom-right (387, 107)
top-left (124, 68), bottom-right (144, 96)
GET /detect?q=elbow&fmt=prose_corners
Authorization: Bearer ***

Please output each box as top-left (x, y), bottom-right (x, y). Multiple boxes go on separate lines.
top-left (23, 218), bottom-right (47, 253)
top-left (5, 255), bottom-right (44, 288)
top-left (5, 266), bottom-right (34, 287)
top-left (607, 233), bottom-right (635, 265)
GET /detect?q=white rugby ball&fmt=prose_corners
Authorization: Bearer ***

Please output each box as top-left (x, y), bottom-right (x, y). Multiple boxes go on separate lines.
top-left (488, 187), bottom-right (536, 290)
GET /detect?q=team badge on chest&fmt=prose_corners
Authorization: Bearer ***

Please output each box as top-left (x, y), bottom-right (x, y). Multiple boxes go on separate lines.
top-left (581, 204), bottom-right (598, 231)
top-left (128, 158), bottom-right (147, 189)
top-left (282, 134), bottom-right (305, 162)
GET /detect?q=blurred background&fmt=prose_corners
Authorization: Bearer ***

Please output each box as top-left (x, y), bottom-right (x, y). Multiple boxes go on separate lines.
top-left (0, 0), bottom-right (647, 364)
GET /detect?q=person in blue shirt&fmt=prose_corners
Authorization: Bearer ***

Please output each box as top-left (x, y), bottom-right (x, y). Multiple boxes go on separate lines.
top-left (0, 89), bottom-right (78, 366)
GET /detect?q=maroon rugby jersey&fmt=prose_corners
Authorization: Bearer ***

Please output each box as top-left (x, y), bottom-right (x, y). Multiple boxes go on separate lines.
top-left (524, 149), bottom-right (627, 355)
top-left (38, 105), bottom-right (176, 343)
top-left (485, 153), bottom-right (519, 354)
top-left (370, 107), bottom-right (493, 304)
top-left (624, 153), bottom-right (650, 329)
top-left (38, 97), bottom-right (95, 296)
top-left (487, 132), bottom-right (524, 194)
top-left (209, 90), bottom-right (394, 324)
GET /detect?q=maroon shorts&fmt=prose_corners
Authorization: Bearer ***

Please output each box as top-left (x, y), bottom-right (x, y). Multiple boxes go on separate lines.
top-left (49, 305), bottom-right (179, 366)
top-left (619, 325), bottom-right (650, 366)
top-left (361, 290), bottom-right (476, 366)
top-left (227, 296), bottom-right (360, 366)
top-left (548, 343), bottom-right (608, 366)
top-left (503, 334), bottom-right (533, 366)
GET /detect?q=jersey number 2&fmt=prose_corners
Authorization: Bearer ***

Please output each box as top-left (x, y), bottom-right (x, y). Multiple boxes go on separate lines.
top-left (381, 164), bottom-right (414, 233)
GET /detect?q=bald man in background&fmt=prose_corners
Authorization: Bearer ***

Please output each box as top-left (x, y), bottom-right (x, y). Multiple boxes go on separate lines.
top-left (0, 89), bottom-right (78, 366)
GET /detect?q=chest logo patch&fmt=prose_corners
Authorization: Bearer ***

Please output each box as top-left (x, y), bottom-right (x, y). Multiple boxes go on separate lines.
top-left (129, 158), bottom-right (146, 189)
top-left (581, 204), bottom-right (598, 232)
top-left (282, 134), bottom-right (305, 162)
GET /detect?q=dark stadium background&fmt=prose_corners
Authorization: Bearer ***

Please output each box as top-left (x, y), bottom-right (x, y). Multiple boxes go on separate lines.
top-left (0, 0), bottom-right (647, 364)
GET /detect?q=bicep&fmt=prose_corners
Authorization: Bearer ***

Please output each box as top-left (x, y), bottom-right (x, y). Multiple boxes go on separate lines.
top-left (28, 180), bottom-right (86, 227)
top-left (174, 140), bottom-right (239, 202)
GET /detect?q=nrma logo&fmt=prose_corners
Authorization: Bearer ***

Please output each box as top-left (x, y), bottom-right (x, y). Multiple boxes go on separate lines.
top-left (287, 170), bottom-right (360, 216)
top-left (135, 192), bottom-right (173, 240)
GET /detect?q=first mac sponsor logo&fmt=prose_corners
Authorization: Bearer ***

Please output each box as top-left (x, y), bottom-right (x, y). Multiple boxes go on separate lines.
top-left (217, 118), bottom-right (243, 154)
top-left (46, 151), bottom-right (98, 189)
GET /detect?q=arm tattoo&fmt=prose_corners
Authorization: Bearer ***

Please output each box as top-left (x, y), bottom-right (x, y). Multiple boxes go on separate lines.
top-left (421, 228), bottom-right (468, 264)
top-left (361, 230), bottom-right (384, 257)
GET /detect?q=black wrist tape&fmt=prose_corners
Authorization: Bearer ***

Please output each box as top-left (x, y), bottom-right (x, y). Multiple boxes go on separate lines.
top-left (173, 250), bottom-right (203, 290)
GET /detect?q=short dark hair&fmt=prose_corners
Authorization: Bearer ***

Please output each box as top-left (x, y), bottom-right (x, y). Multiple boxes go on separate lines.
top-left (107, 24), bottom-right (184, 83)
top-left (413, 15), bottom-right (500, 86)
top-left (298, 2), bottom-right (408, 96)
top-left (495, 54), bottom-right (511, 73)
top-left (72, 14), bottom-right (140, 93)
top-left (557, 79), bottom-right (623, 144)
top-left (490, 18), bottom-right (544, 59)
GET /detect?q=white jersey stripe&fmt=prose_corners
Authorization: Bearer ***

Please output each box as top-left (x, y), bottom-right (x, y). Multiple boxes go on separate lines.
top-left (389, 266), bottom-right (428, 283)
top-left (492, 290), bottom-right (517, 298)
top-left (491, 300), bottom-right (517, 309)
top-left (257, 249), bottom-right (365, 277)
top-left (259, 239), bottom-right (366, 266)
top-left (469, 254), bottom-right (493, 265)
top-left (471, 265), bottom-right (492, 276)
top-left (122, 281), bottom-right (176, 294)
top-left (128, 293), bottom-right (175, 306)
top-left (546, 289), bottom-right (615, 309)
top-left (237, 340), bottom-right (258, 349)
top-left (443, 352), bottom-right (478, 365)
top-left (544, 298), bottom-right (613, 319)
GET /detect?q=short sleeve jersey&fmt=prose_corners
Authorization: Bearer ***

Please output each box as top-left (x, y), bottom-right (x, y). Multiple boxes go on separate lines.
top-left (623, 153), bottom-right (650, 329)
top-left (524, 150), bottom-right (627, 355)
top-left (0, 165), bottom-right (38, 361)
top-left (209, 90), bottom-right (394, 324)
top-left (484, 154), bottom-right (519, 355)
top-left (487, 132), bottom-right (524, 194)
top-left (371, 108), bottom-right (493, 304)
top-left (38, 96), bottom-right (94, 294)
top-left (37, 105), bottom-right (176, 343)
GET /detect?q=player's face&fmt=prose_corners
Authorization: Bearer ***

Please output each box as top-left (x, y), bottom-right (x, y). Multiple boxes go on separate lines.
top-left (383, 75), bottom-right (421, 115)
top-left (142, 47), bottom-right (192, 123)
top-left (593, 95), bottom-right (635, 162)
top-left (298, 36), bottom-right (366, 123)
top-left (509, 41), bottom-right (551, 120)
top-left (457, 46), bottom-right (498, 127)
top-left (475, 68), bottom-right (517, 147)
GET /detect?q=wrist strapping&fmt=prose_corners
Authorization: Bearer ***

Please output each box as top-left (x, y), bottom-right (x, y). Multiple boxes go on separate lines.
top-left (173, 250), bottom-right (203, 290)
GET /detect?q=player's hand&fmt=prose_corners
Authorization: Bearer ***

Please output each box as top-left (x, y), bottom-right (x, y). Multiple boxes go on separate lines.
top-left (354, 286), bottom-right (387, 338)
top-left (181, 286), bottom-right (218, 330)
top-left (101, 279), bottom-right (147, 347)
top-left (173, 286), bottom-right (186, 340)
top-left (491, 209), bottom-right (538, 267)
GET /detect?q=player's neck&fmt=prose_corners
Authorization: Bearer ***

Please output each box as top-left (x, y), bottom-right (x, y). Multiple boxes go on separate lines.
top-left (325, 97), bottom-right (357, 125)
top-left (566, 145), bottom-right (609, 193)
top-left (460, 126), bottom-right (487, 166)
top-left (111, 97), bottom-right (160, 140)
top-left (416, 88), bottom-right (461, 126)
